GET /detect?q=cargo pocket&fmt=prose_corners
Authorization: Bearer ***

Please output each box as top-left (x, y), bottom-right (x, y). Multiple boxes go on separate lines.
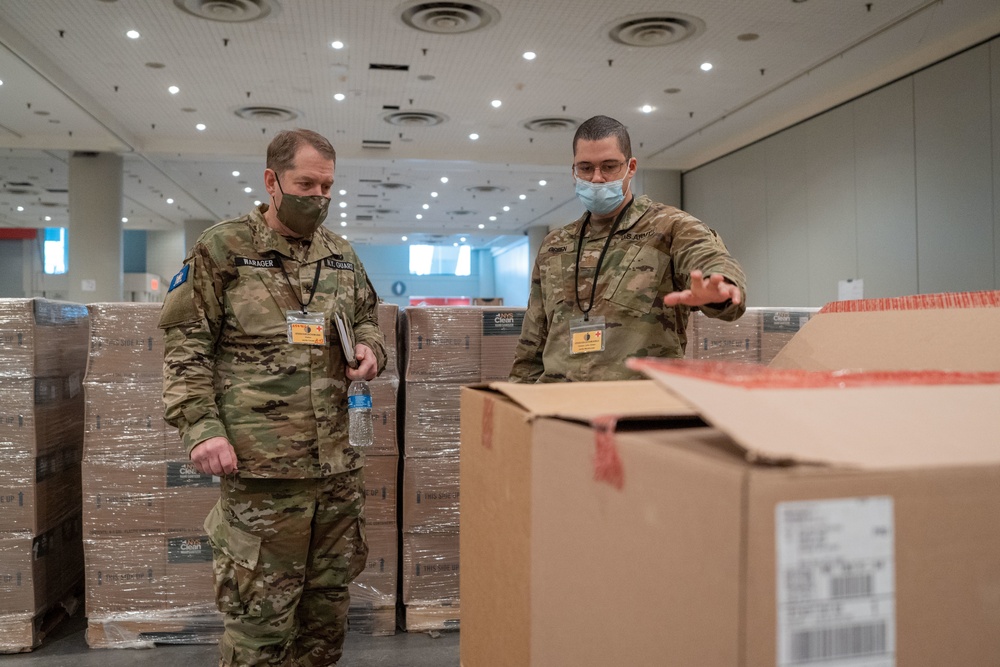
top-left (205, 502), bottom-right (263, 616)
top-left (346, 517), bottom-right (369, 584)
top-left (606, 245), bottom-right (670, 315)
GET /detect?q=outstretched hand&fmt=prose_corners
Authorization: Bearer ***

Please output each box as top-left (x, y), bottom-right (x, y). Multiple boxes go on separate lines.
top-left (663, 270), bottom-right (742, 307)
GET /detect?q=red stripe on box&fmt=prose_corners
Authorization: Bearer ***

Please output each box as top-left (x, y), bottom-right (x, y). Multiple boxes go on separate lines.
top-left (592, 415), bottom-right (625, 490)
top-left (820, 290), bottom-right (1000, 313)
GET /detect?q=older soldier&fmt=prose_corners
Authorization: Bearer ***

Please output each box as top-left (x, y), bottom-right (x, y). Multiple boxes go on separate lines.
top-left (159, 128), bottom-right (385, 666)
top-left (510, 115), bottom-right (746, 383)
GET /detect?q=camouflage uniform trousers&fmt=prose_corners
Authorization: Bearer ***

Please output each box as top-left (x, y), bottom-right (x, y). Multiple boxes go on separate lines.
top-left (204, 468), bottom-right (368, 667)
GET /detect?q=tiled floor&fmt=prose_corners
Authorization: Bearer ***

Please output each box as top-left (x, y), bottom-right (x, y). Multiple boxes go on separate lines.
top-left (0, 610), bottom-right (460, 666)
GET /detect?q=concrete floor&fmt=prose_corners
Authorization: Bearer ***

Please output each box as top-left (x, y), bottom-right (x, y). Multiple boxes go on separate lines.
top-left (0, 610), bottom-right (460, 667)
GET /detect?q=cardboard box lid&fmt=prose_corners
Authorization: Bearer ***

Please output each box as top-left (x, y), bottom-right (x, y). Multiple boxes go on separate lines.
top-left (483, 379), bottom-right (698, 424)
top-left (769, 290), bottom-right (1000, 371)
top-left (632, 358), bottom-right (1000, 470)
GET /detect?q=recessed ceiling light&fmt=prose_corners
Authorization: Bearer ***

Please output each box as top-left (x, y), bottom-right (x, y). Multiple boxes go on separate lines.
top-left (196, 123), bottom-right (206, 131)
top-left (333, 93), bottom-right (346, 102)
top-left (502, 206), bottom-right (510, 212)
top-left (416, 214), bottom-right (423, 220)
top-left (16, 206), bottom-right (23, 212)
top-left (254, 200), bottom-right (261, 206)
top-left (453, 242), bottom-right (459, 247)
top-left (341, 234), bottom-right (347, 239)
top-left (122, 217), bottom-right (128, 223)
top-left (460, 237), bottom-right (467, 242)
top-left (422, 204), bottom-right (429, 210)
top-left (440, 177), bottom-right (449, 183)
top-left (489, 215), bottom-right (496, 221)
top-left (431, 191), bottom-right (438, 197)
top-left (518, 194), bottom-right (526, 200)
top-left (168, 85), bottom-right (180, 95)
top-left (243, 187), bottom-right (252, 193)
top-left (522, 51), bottom-right (536, 60)
top-left (232, 171), bottom-right (240, 177)
top-left (126, 30), bottom-right (140, 39)
top-left (339, 201), bottom-right (347, 208)
top-left (0, 80), bottom-right (5, 86)
top-left (340, 221), bottom-right (347, 227)
top-left (700, 62), bottom-right (713, 72)
top-left (640, 105), bottom-right (654, 113)
top-left (478, 223), bottom-right (485, 229)
top-left (44, 216), bottom-right (51, 221)
top-left (402, 235), bottom-right (408, 241)
top-left (339, 189), bottom-right (347, 195)
top-left (469, 133), bottom-right (479, 140)
top-left (491, 100), bottom-right (502, 108)
top-left (331, 40), bottom-right (344, 49)
top-left (166, 198), bottom-right (174, 204)
top-left (538, 180), bottom-right (547, 186)
top-left (340, 212), bottom-right (347, 218)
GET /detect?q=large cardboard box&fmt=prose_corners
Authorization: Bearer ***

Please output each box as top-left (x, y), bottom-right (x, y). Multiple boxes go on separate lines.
top-left (368, 377), bottom-right (399, 457)
top-left (460, 292), bottom-right (1000, 667)
top-left (479, 309), bottom-right (525, 382)
top-left (83, 380), bottom-right (169, 460)
top-left (403, 307), bottom-right (482, 382)
top-left (377, 302), bottom-right (399, 377)
top-left (350, 524), bottom-right (397, 608)
top-left (402, 531), bottom-right (460, 606)
top-left (0, 376), bottom-right (84, 456)
top-left (0, 513), bottom-right (83, 615)
top-left (362, 455), bottom-right (397, 528)
top-left (0, 299), bottom-right (89, 379)
top-left (402, 381), bottom-right (462, 457)
top-left (688, 308), bottom-right (762, 363)
top-left (402, 455), bottom-right (460, 532)
top-left (85, 303), bottom-right (164, 382)
top-left (0, 454), bottom-right (81, 534)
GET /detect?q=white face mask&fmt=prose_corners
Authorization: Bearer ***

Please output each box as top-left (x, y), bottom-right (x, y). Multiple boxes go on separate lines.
top-left (575, 176), bottom-right (626, 215)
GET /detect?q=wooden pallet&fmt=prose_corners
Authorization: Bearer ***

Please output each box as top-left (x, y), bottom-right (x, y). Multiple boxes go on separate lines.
top-left (86, 611), bottom-right (224, 649)
top-left (0, 588), bottom-right (82, 653)
top-left (402, 603), bottom-right (460, 632)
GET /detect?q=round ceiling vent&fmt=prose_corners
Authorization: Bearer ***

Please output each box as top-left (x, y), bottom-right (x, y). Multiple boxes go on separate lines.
top-left (378, 182), bottom-right (412, 190)
top-left (607, 13), bottom-right (705, 47)
top-left (233, 106), bottom-right (299, 122)
top-left (398, 1), bottom-right (499, 34)
top-left (382, 110), bottom-right (448, 127)
top-left (465, 185), bottom-right (506, 193)
top-left (174, 0), bottom-right (275, 22)
top-left (522, 117), bottom-right (579, 133)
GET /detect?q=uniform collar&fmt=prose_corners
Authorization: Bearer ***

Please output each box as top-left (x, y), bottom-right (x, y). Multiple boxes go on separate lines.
top-left (575, 194), bottom-right (652, 241)
top-left (250, 204), bottom-right (341, 263)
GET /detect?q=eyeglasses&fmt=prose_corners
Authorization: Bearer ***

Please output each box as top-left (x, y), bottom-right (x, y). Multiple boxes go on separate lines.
top-left (573, 160), bottom-right (627, 180)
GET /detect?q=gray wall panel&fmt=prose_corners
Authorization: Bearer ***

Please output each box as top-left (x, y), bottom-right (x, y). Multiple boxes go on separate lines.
top-left (914, 44), bottom-right (994, 293)
top-left (805, 104), bottom-right (857, 304)
top-left (993, 40), bottom-right (1000, 289)
top-left (728, 145), bottom-right (769, 305)
top-left (854, 78), bottom-right (918, 298)
top-left (765, 124), bottom-right (811, 305)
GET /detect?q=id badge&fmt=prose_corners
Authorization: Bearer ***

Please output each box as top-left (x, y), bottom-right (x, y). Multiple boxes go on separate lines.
top-left (286, 310), bottom-right (326, 345)
top-left (569, 315), bottom-right (606, 354)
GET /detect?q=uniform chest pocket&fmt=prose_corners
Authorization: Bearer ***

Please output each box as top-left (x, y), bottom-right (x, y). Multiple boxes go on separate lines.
top-left (228, 270), bottom-right (289, 337)
top-left (606, 245), bottom-right (671, 315)
top-left (309, 261), bottom-right (351, 322)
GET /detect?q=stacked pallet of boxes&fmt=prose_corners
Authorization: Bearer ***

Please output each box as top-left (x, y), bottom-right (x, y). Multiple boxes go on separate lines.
top-left (400, 306), bottom-right (525, 631)
top-left (82, 303), bottom-right (222, 648)
top-left (348, 303), bottom-right (401, 636)
top-left (686, 307), bottom-right (819, 365)
top-left (0, 299), bottom-right (89, 652)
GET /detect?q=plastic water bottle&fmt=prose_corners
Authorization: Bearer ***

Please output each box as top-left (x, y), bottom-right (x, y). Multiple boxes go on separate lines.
top-left (348, 380), bottom-right (373, 448)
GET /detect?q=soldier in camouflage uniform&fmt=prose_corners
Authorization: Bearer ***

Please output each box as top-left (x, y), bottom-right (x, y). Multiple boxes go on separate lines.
top-left (159, 129), bottom-right (386, 666)
top-left (510, 115), bottom-right (746, 383)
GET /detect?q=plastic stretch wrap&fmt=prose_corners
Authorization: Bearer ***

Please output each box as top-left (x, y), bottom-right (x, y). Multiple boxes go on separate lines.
top-left (85, 303), bottom-right (164, 383)
top-left (367, 376), bottom-right (399, 457)
top-left (402, 532), bottom-right (460, 606)
top-left (377, 302), bottom-right (399, 377)
top-left (685, 307), bottom-right (819, 366)
top-left (0, 299), bottom-right (88, 379)
top-left (402, 306), bottom-right (526, 383)
top-left (402, 381), bottom-right (462, 457)
top-left (402, 455), bottom-right (459, 533)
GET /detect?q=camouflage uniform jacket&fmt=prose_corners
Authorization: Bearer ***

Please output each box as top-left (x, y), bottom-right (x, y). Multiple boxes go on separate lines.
top-left (510, 195), bottom-right (746, 383)
top-left (159, 205), bottom-right (386, 478)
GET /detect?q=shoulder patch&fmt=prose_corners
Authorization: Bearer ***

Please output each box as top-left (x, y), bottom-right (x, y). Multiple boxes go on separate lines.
top-left (168, 264), bottom-right (189, 292)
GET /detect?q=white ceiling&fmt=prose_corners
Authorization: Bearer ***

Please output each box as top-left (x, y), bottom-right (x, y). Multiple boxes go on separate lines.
top-left (0, 0), bottom-right (997, 249)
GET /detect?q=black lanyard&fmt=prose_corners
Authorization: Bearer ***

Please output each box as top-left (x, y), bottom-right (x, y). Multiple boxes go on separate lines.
top-left (574, 198), bottom-right (633, 321)
top-left (277, 255), bottom-right (322, 314)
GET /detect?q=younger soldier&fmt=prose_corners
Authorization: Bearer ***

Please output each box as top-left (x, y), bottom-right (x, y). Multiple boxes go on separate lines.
top-left (510, 115), bottom-right (745, 382)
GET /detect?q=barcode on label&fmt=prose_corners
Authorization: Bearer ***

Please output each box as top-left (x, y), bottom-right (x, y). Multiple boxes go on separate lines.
top-left (830, 573), bottom-right (873, 598)
top-left (791, 622), bottom-right (887, 663)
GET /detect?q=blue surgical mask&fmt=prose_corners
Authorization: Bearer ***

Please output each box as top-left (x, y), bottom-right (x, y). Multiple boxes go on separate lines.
top-left (575, 177), bottom-right (626, 215)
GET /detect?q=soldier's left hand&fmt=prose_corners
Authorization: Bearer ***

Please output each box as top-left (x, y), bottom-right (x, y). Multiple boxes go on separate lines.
top-left (347, 343), bottom-right (378, 381)
top-left (663, 270), bottom-right (742, 307)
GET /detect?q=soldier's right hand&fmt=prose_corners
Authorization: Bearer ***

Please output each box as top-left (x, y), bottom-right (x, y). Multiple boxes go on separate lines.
top-left (190, 436), bottom-right (239, 476)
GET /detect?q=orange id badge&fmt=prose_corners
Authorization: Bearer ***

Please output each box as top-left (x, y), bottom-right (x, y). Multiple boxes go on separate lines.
top-left (569, 315), bottom-right (606, 354)
top-left (286, 311), bottom-right (326, 345)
